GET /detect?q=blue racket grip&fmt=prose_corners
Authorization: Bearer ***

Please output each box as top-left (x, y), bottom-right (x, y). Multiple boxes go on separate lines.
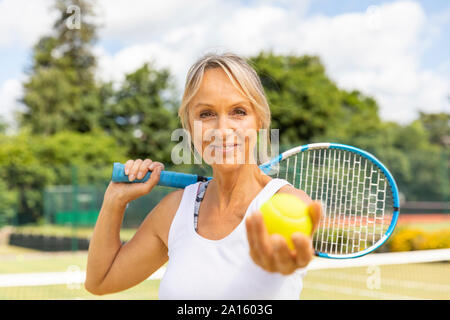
top-left (112, 162), bottom-right (202, 188)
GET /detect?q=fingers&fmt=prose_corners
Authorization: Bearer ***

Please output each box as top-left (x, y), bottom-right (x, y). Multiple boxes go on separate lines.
top-left (149, 161), bottom-right (165, 172)
top-left (246, 212), bottom-right (275, 272)
top-left (292, 233), bottom-right (314, 268)
top-left (246, 210), bottom-right (316, 275)
top-left (137, 159), bottom-right (152, 179)
top-left (124, 160), bottom-right (134, 176)
top-left (123, 159), bottom-right (165, 182)
top-left (142, 163), bottom-right (163, 191)
top-left (271, 234), bottom-right (297, 275)
top-left (253, 212), bottom-right (274, 267)
top-left (246, 211), bottom-right (308, 275)
top-left (125, 159), bottom-right (143, 181)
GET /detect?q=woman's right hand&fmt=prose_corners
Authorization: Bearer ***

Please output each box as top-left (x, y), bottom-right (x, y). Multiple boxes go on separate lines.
top-left (104, 159), bottom-right (165, 205)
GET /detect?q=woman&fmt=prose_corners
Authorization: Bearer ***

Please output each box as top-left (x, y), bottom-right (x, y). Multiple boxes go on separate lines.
top-left (85, 52), bottom-right (322, 299)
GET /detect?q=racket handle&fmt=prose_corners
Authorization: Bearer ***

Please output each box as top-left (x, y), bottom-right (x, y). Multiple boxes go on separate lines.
top-left (111, 162), bottom-right (202, 188)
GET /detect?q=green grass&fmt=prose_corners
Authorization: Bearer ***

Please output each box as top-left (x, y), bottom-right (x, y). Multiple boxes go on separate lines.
top-left (0, 281), bottom-right (160, 300)
top-left (0, 246), bottom-right (160, 300)
top-left (300, 262), bottom-right (450, 300)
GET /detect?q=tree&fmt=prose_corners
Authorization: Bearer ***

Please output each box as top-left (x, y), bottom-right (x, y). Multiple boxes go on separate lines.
top-left (18, 0), bottom-right (180, 164)
top-left (0, 130), bottom-right (127, 224)
top-left (368, 121), bottom-right (447, 202)
top-left (0, 116), bottom-right (8, 134)
top-left (99, 63), bottom-right (179, 163)
top-left (418, 112), bottom-right (450, 148)
top-left (18, 0), bottom-right (102, 135)
top-left (249, 52), bottom-right (382, 149)
top-left (250, 52), bottom-right (342, 147)
top-left (0, 178), bottom-right (17, 225)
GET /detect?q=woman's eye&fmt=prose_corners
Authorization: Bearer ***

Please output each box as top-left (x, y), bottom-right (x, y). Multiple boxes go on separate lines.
top-left (233, 108), bottom-right (247, 116)
top-left (200, 111), bottom-right (214, 118)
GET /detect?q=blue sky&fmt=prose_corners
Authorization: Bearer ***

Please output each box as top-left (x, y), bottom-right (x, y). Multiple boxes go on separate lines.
top-left (0, 0), bottom-right (449, 130)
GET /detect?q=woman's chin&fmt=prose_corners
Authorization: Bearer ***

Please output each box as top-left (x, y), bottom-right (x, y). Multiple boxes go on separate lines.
top-left (206, 155), bottom-right (257, 170)
top-left (204, 153), bottom-right (238, 166)
top-left (201, 143), bottom-right (257, 168)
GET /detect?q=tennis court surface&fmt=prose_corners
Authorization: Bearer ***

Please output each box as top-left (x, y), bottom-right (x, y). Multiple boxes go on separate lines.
top-left (0, 247), bottom-right (448, 300)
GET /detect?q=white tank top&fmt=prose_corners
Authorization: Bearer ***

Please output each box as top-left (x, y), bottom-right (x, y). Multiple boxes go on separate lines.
top-left (158, 178), bottom-right (307, 300)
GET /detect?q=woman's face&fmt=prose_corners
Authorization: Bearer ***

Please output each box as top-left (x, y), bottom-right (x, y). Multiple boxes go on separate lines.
top-left (188, 68), bottom-right (260, 169)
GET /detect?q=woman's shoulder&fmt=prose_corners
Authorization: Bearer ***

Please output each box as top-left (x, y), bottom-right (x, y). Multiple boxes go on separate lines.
top-left (162, 188), bottom-right (185, 206)
top-left (154, 188), bottom-right (185, 219)
top-left (148, 188), bottom-right (185, 246)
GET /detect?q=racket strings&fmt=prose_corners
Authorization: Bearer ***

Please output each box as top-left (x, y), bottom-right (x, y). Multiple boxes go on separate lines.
top-left (274, 148), bottom-right (394, 255)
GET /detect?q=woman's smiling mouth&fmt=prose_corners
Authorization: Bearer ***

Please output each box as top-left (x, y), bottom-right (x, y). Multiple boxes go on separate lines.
top-left (208, 143), bottom-right (241, 153)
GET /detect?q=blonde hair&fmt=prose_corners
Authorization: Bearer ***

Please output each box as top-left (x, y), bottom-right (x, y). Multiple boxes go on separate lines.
top-left (178, 52), bottom-right (271, 134)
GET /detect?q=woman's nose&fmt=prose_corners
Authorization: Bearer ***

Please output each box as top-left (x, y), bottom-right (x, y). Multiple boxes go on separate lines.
top-left (213, 115), bottom-right (236, 143)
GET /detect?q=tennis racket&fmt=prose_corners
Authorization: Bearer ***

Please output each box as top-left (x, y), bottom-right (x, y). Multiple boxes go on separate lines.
top-left (112, 142), bottom-right (400, 259)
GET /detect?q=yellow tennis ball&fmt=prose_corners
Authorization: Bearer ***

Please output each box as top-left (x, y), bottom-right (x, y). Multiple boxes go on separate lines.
top-left (260, 193), bottom-right (313, 250)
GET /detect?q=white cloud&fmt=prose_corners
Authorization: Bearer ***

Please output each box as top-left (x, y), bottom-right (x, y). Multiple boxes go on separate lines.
top-left (0, 78), bottom-right (25, 132)
top-left (94, 42), bottom-right (193, 92)
top-left (93, 2), bottom-right (305, 90)
top-left (0, 0), bottom-right (56, 48)
top-left (96, 0), bottom-right (224, 45)
top-left (293, 1), bottom-right (450, 121)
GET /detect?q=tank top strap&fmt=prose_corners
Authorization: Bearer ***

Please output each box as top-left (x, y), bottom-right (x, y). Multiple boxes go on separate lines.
top-left (167, 182), bottom-right (201, 250)
top-left (194, 180), bottom-right (210, 231)
top-left (245, 178), bottom-right (293, 217)
top-left (255, 178), bottom-right (292, 202)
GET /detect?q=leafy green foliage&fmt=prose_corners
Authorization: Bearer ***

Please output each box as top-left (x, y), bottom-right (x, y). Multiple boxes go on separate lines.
top-left (0, 130), bottom-right (127, 224)
top-left (250, 52), bottom-right (384, 150)
top-left (418, 112), bottom-right (450, 148)
top-left (0, 116), bottom-right (8, 134)
top-left (250, 52), bottom-right (342, 146)
top-left (99, 64), bottom-right (179, 163)
top-left (19, 0), bottom-right (101, 135)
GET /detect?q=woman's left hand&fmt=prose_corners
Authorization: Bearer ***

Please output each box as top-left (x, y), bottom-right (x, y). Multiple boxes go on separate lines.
top-left (245, 201), bottom-right (322, 275)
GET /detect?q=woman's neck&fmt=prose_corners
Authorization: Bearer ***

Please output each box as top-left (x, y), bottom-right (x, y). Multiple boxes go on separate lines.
top-left (209, 164), bottom-right (271, 213)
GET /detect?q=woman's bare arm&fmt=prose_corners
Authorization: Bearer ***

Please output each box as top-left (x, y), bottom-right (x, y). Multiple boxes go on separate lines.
top-left (84, 159), bottom-right (181, 295)
top-left (85, 189), bottom-right (182, 295)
